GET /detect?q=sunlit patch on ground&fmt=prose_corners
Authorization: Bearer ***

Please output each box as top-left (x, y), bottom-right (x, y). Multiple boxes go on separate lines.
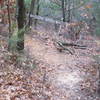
top-left (56, 71), bottom-right (82, 88)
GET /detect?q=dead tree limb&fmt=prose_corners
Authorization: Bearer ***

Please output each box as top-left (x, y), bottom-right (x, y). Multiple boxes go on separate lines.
top-left (61, 42), bottom-right (87, 49)
top-left (54, 40), bottom-right (87, 55)
top-left (29, 14), bottom-right (64, 24)
top-left (54, 41), bottom-right (74, 55)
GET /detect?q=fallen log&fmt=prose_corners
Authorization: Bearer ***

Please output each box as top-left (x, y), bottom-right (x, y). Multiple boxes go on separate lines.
top-left (54, 41), bottom-right (74, 55)
top-left (54, 40), bottom-right (87, 55)
top-left (61, 42), bottom-right (87, 49)
top-left (29, 14), bottom-right (65, 25)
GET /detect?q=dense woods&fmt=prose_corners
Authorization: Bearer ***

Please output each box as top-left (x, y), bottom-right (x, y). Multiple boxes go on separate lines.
top-left (0, 0), bottom-right (100, 100)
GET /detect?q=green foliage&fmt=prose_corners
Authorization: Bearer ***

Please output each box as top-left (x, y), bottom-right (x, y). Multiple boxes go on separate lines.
top-left (92, 1), bottom-right (100, 36)
top-left (50, 2), bottom-right (61, 10)
top-left (39, 0), bottom-right (61, 19)
top-left (39, 0), bottom-right (91, 21)
top-left (39, 0), bottom-right (52, 16)
top-left (24, 0), bottom-right (31, 11)
top-left (23, 0), bottom-right (99, 37)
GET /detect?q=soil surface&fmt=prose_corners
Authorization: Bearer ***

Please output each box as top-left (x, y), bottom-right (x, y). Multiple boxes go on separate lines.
top-left (25, 30), bottom-right (100, 100)
top-left (0, 24), bottom-right (100, 100)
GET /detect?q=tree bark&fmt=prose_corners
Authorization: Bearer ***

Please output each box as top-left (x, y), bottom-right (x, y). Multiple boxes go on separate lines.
top-left (7, 0), bottom-right (12, 51)
top-left (7, 0), bottom-right (11, 36)
top-left (67, 0), bottom-right (71, 22)
top-left (28, 0), bottom-right (36, 26)
top-left (17, 0), bottom-right (25, 51)
top-left (62, 0), bottom-right (66, 22)
top-left (34, 0), bottom-right (40, 29)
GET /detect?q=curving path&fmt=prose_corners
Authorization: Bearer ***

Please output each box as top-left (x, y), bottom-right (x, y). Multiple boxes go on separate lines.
top-left (25, 34), bottom-right (98, 100)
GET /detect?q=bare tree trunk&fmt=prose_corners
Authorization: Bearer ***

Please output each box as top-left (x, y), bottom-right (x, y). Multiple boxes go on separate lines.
top-left (34, 0), bottom-right (40, 29)
top-left (0, 1), bottom-right (4, 24)
top-left (67, 0), bottom-right (71, 22)
top-left (72, 0), bottom-right (75, 21)
top-left (28, 0), bottom-right (36, 27)
top-left (7, 0), bottom-right (12, 51)
top-left (62, 0), bottom-right (66, 22)
top-left (7, 0), bottom-right (11, 36)
top-left (17, 0), bottom-right (25, 51)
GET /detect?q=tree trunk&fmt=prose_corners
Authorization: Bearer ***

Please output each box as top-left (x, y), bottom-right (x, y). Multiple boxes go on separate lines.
top-left (7, 0), bottom-right (12, 51)
top-left (7, 0), bottom-right (11, 37)
top-left (28, 0), bottom-right (36, 26)
top-left (17, 0), bottom-right (25, 51)
top-left (34, 0), bottom-right (40, 29)
top-left (62, 0), bottom-right (66, 22)
top-left (67, 0), bottom-right (71, 22)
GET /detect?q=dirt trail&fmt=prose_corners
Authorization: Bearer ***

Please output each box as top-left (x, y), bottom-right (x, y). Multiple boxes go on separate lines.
top-left (0, 24), bottom-right (99, 100)
top-left (25, 35), bottom-right (98, 100)
top-left (25, 35), bottom-right (76, 66)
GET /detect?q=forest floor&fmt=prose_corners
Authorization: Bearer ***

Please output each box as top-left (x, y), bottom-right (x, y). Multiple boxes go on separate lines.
top-left (0, 24), bottom-right (100, 100)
